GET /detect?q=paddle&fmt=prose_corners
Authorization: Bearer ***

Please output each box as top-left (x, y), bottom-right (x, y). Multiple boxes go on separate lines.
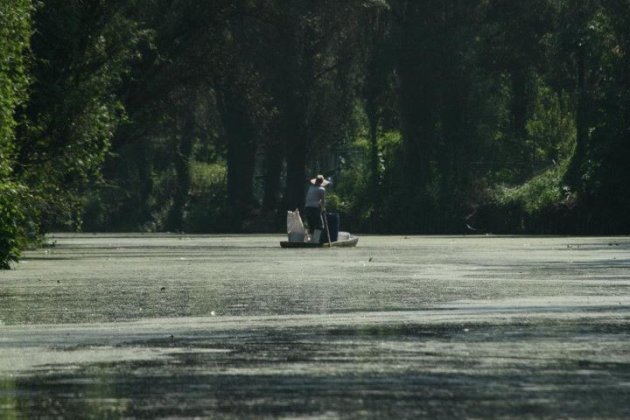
top-left (323, 210), bottom-right (332, 247)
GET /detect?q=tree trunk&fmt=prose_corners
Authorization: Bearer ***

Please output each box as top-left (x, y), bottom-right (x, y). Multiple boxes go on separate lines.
top-left (398, 64), bottom-right (434, 194)
top-left (221, 88), bottom-right (257, 231)
top-left (510, 68), bottom-right (528, 141)
top-left (262, 130), bottom-right (283, 212)
top-left (166, 113), bottom-right (194, 232)
top-left (366, 97), bottom-right (380, 202)
top-left (572, 42), bottom-right (588, 190)
top-left (284, 114), bottom-right (306, 212)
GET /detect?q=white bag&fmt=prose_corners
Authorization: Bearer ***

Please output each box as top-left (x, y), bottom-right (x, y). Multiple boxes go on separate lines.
top-left (287, 210), bottom-right (306, 242)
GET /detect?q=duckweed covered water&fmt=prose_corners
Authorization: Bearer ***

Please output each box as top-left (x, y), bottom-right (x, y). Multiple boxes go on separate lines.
top-left (1, 234), bottom-right (630, 417)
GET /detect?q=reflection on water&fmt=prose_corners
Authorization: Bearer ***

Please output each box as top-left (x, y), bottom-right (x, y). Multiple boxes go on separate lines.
top-left (1, 377), bottom-right (18, 419)
top-left (3, 320), bottom-right (630, 418)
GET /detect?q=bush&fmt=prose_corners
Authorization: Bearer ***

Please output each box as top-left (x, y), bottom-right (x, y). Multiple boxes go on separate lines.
top-left (493, 162), bottom-right (567, 215)
top-left (472, 162), bottom-right (575, 234)
top-left (0, 0), bottom-right (31, 268)
top-left (183, 161), bottom-right (228, 232)
top-left (330, 130), bottom-right (403, 232)
top-left (0, 183), bottom-right (26, 269)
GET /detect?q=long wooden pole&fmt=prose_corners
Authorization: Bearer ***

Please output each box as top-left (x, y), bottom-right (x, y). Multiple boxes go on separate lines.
top-left (323, 211), bottom-right (332, 247)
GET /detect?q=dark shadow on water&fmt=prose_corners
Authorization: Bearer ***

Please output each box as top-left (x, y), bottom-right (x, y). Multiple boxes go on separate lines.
top-left (3, 322), bottom-right (630, 418)
top-left (6, 357), bottom-right (630, 419)
top-left (8, 369), bottom-right (630, 418)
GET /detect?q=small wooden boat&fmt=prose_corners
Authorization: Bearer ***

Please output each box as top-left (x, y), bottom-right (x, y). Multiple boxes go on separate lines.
top-left (280, 234), bottom-right (359, 248)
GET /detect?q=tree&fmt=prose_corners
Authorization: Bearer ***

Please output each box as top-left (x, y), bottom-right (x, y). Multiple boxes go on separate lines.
top-left (359, 1), bottom-right (393, 222)
top-left (93, 0), bottom-right (233, 231)
top-left (387, 0), bottom-right (485, 232)
top-left (573, 0), bottom-right (630, 232)
top-left (480, 0), bottom-right (556, 180)
top-left (257, 0), bottom-right (368, 212)
top-left (8, 0), bottom-right (629, 239)
top-left (16, 0), bottom-right (144, 231)
top-left (552, 0), bottom-right (605, 193)
top-left (215, 2), bottom-right (274, 230)
top-left (0, 0), bottom-right (31, 268)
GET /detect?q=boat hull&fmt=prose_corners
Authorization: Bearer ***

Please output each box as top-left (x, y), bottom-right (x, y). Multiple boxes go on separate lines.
top-left (280, 237), bottom-right (359, 248)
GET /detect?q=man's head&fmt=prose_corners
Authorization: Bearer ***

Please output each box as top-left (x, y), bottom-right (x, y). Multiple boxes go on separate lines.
top-left (311, 174), bottom-right (330, 186)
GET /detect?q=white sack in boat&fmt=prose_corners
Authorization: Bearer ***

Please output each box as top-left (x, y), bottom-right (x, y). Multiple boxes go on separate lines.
top-left (287, 210), bottom-right (306, 242)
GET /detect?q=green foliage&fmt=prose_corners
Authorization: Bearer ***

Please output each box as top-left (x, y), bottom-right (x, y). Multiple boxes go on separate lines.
top-left (471, 76), bottom-right (578, 233)
top-left (183, 161), bottom-right (228, 232)
top-left (0, 0), bottom-right (31, 176)
top-left (329, 130), bottom-right (402, 232)
top-left (189, 161), bottom-right (227, 196)
top-left (378, 131), bottom-right (403, 176)
top-left (526, 84), bottom-right (576, 167)
top-left (492, 162), bottom-right (569, 215)
top-left (0, 0), bottom-right (31, 268)
top-left (2, 0), bottom-right (630, 240)
top-left (0, 183), bottom-right (27, 269)
top-left (17, 0), bottom-right (145, 231)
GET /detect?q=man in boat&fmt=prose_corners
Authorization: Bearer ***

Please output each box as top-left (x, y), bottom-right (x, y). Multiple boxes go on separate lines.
top-left (304, 174), bottom-right (329, 243)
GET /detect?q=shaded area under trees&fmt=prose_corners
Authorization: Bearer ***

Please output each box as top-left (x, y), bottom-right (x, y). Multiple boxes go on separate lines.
top-left (3, 0), bottom-right (630, 266)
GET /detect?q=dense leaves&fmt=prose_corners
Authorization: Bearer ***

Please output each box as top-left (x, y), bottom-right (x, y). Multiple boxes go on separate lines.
top-left (0, 0), bottom-right (31, 268)
top-left (16, 0), bottom-right (145, 231)
top-left (2, 0), bottom-right (630, 267)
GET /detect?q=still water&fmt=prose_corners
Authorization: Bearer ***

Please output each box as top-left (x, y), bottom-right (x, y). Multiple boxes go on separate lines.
top-left (1, 234), bottom-right (629, 417)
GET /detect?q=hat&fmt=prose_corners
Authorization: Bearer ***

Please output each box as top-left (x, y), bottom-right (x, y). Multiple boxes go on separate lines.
top-left (310, 174), bottom-right (330, 186)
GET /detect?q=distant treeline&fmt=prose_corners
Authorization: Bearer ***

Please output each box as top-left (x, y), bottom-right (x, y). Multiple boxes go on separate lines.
top-left (2, 0), bottom-right (630, 267)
